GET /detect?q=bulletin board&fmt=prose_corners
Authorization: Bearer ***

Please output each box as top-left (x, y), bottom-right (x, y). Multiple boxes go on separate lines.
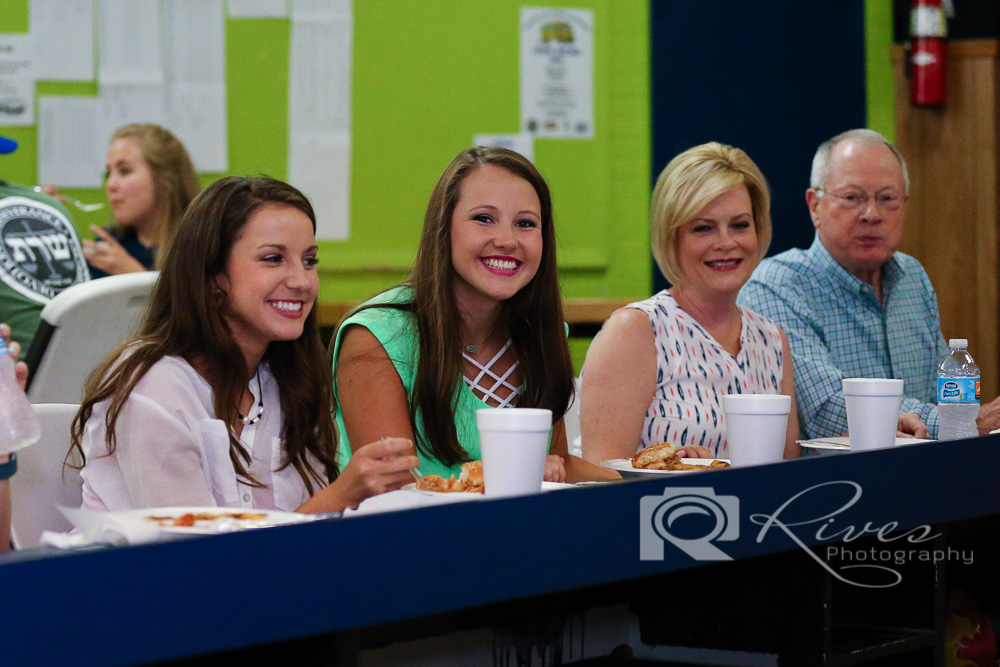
top-left (0, 0), bottom-right (652, 311)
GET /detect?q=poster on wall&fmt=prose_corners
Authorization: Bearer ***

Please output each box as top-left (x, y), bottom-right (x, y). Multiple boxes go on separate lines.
top-left (520, 7), bottom-right (594, 140)
top-left (0, 35), bottom-right (35, 127)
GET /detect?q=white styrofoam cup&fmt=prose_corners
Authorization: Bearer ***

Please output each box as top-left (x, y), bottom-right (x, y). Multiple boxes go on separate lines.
top-left (476, 408), bottom-right (552, 497)
top-left (842, 378), bottom-right (904, 451)
top-left (722, 394), bottom-right (792, 467)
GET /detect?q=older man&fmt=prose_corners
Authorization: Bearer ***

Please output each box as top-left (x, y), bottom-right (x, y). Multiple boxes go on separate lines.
top-left (739, 128), bottom-right (1000, 440)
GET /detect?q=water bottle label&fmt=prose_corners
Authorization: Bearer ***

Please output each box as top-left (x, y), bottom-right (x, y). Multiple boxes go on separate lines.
top-left (938, 378), bottom-right (980, 403)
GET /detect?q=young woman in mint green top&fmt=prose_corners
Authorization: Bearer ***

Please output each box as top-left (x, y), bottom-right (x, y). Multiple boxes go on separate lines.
top-left (333, 147), bottom-right (618, 482)
top-left (333, 285), bottom-right (487, 478)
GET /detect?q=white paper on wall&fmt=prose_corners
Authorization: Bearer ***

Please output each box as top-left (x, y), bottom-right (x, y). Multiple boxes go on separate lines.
top-left (97, 0), bottom-right (162, 85)
top-left (30, 0), bottom-right (96, 82)
top-left (288, 18), bottom-right (351, 131)
top-left (166, 82), bottom-right (228, 173)
top-left (161, 0), bottom-right (228, 172)
top-left (38, 96), bottom-right (103, 187)
top-left (288, 130), bottom-right (350, 240)
top-left (0, 34), bottom-right (35, 127)
top-left (291, 0), bottom-right (348, 22)
top-left (227, 0), bottom-right (288, 18)
top-left (288, 0), bottom-right (352, 240)
top-left (473, 134), bottom-right (535, 163)
top-left (97, 82), bottom-right (167, 145)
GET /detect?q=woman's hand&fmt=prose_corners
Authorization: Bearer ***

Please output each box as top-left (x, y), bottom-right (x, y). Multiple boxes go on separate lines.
top-left (83, 226), bottom-right (146, 275)
top-left (0, 324), bottom-right (29, 391)
top-left (676, 445), bottom-right (713, 459)
top-left (324, 437), bottom-right (418, 511)
top-left (543, 454), bottom-right (566, 483)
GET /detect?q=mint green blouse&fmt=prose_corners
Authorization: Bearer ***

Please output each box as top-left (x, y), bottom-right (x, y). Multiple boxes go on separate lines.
top-left (332, 286), bottom-right (489, 478)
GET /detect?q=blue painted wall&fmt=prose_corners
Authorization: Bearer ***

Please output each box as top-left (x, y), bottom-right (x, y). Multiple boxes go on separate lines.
top-left (650, 0), bottom-right (867, 291)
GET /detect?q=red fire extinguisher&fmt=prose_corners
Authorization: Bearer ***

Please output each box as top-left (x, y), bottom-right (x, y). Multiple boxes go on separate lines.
top-left (910, 0), bottom-right (948, 107)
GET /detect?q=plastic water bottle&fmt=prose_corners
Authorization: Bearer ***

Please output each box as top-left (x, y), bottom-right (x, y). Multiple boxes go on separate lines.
top-left (937, 338), bottom-right (980, 440)
top-left (0, 337), bottom-right (40, 454)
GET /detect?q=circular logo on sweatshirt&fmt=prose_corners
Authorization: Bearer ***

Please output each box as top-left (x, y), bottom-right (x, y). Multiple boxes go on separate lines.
top-left (0, 195), bottom-right (88, 302)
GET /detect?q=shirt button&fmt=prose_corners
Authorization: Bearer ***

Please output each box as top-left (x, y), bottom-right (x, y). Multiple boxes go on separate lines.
top-left (243, 493), bottom-right (251, 502)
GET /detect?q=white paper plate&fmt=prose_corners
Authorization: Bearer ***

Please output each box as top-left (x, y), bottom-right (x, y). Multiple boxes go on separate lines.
top-left (402, 481), bottom-right (575, 497)
top-left (600, 457), bottom-right (731, 479)
top-left (116, 506), bottom-right (312, 535)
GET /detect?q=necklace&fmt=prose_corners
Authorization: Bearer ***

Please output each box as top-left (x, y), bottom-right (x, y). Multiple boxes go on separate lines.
top-left (238, 373), bottom-right (264, 426)
top-left (463, 322), bottom-right (500, 354)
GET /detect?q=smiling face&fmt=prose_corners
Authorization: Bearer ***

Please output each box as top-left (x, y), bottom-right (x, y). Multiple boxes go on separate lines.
top-left (105, 137), bottom-right (158, 232)
top-left (449, 165), bottom-right (543, 312)
top-left (807, 139), bottom-right (907, 283)
top-left (675, 185), bottom-right (759, 299)
top-left (215, 202), bottom-right (319, 365)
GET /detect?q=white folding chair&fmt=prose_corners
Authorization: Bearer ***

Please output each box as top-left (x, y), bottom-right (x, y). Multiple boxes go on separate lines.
top-left (10, 403), bottom-right (82, 549)
top-left (25, 271), bottom-right (158, 404)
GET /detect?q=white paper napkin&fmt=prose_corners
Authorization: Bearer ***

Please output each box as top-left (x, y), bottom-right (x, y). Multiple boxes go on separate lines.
top-left (44, 506), bottom-right (165, 547)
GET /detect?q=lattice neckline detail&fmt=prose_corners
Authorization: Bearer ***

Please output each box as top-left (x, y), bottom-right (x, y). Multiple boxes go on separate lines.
top-left (462, 338), bottom-right (520, 408)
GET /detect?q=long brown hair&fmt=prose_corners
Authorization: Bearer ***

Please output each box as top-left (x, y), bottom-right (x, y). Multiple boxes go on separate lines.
top-left (342, 147), bottom-right (574, 466)
top-left (71, 176), bottom-right (338, 493)
top-left (108, 123), bottom-right (201, 267)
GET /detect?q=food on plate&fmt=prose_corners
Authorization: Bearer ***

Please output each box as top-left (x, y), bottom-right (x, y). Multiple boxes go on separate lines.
top-left (146, 512), bottom-right (267, 527)
top-left (668, 459), bottom-right (731, 471)
top-left (631, 442), bottom-right (730, 471)
top-left (417, 461), bottom-right (485, 493)
top-left (631, 442), bottom-right (680, 469)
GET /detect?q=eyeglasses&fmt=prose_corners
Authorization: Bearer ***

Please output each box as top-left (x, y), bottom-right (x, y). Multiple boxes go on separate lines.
top-left (816, 188), bottom-right (905, 212)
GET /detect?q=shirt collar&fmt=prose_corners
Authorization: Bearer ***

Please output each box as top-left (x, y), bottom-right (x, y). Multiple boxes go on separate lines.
top-left (807, 234), bottom-right (905, 297)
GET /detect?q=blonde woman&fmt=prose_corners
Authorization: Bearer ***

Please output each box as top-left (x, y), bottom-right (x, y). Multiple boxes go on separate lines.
top-left (581, 142), bottom-right (800, 463)
top-left (48, 124), bottom-right (200, 278)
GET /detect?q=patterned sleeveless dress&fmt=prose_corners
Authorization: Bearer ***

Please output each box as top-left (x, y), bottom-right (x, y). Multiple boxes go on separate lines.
top-left (626, 290), bottom-right (784, 457)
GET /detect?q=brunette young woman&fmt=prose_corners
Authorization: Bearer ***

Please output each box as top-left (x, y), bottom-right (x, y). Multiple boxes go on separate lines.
top-left (333, 147), bottom-right (618, 482)
top-left (71, 176), bottom-right (416, 513)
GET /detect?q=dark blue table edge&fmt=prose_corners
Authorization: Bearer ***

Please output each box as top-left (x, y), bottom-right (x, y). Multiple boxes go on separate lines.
top-left (4, 434), bottom-right (997, 665)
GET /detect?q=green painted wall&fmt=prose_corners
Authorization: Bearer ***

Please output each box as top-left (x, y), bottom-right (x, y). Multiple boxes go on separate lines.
top-left (865, 0), bottom-right (897, 142)
top-left (0, 0), bottom-right (650, 370)
top-left (1, 0), bottom-right (898, 372)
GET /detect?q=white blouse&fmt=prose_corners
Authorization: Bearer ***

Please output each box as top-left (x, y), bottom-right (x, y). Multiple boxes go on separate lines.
top-left (80, 355), bottom-right (325, 512)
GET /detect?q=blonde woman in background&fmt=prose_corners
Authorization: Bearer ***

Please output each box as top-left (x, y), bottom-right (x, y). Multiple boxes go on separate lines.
top-left (580, 142), bottom-right (800, 464)
top-left (46, 124), bottom-right (200, 278)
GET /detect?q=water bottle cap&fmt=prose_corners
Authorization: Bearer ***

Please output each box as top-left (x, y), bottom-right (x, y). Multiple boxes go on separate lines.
top-left (948, 338), bottom-right (968, 349)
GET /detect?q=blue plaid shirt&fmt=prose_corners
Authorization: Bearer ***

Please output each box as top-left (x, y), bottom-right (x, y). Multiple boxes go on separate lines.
top-left (738, 235), bottom-right (947, 439)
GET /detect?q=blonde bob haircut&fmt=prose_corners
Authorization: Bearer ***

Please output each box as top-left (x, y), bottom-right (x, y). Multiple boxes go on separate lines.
top-left (650, 142), bottom-right (772, 286)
